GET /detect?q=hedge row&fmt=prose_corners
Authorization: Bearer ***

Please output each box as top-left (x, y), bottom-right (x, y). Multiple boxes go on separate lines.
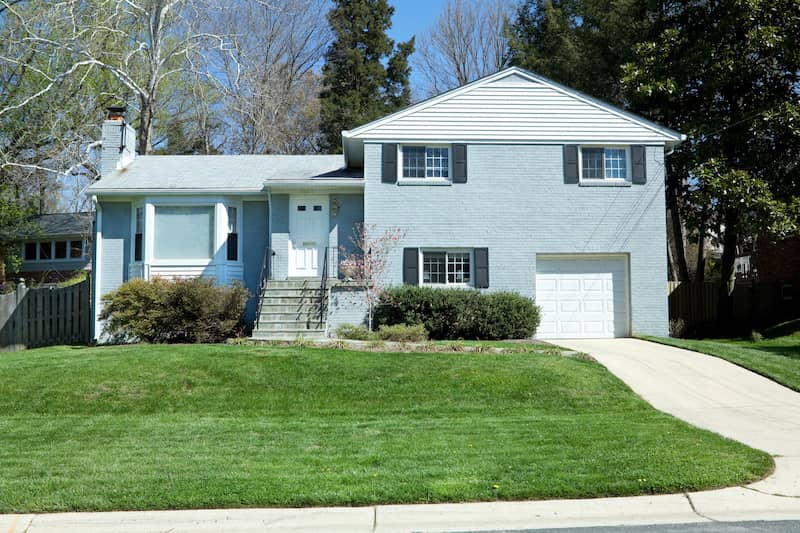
top-left (374, 286), bottom-right (540, 340)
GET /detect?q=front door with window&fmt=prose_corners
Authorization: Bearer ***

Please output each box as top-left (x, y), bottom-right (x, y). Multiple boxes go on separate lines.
top-left (288, 195), bottom-right (329, 277)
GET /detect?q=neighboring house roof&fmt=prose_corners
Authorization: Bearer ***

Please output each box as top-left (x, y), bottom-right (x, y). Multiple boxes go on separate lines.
top-left (88, 154), bottom-right (359, 194)
top-left (23, 212), bottom-right (93, 239)
top-left (342, 66), bottom-right (685, 167)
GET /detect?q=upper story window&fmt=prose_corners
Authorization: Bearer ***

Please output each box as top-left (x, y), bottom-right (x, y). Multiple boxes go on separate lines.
top-left (402, 146), bottom-right (450, 179)
top-left (580, 147), bottom-right (629, 180)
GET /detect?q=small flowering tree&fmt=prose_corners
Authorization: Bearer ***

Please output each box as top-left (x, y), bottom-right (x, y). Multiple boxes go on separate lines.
top-left (339, 223), bottom-right (405, 330)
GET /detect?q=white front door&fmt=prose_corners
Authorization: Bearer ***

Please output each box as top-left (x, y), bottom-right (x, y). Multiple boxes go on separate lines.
top-left (288, 195), bottom-right (329, 277)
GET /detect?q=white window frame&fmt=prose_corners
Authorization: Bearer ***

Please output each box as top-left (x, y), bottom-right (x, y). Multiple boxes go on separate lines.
top-left (579, 145), bottom-right (632, 183)
top-left (398, 144), bottom-right (453, 185)
top-left (137, 197), bottom-right (243, 267)
top-left (131, 202), bottom-right (145, 264)
top-left (224, 203), bottom-right (242, 264)
top-left (419, 249), bottom-right (473, 287)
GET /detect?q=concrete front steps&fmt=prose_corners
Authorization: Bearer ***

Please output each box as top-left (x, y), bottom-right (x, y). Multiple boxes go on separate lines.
top-left (251, 279), bottom-right (330, 341)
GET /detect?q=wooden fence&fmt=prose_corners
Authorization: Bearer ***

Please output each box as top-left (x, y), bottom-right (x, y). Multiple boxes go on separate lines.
top-left (0, 278), bottom-right (91, 351)
top-left (668, 280), bottom-right (798, 326)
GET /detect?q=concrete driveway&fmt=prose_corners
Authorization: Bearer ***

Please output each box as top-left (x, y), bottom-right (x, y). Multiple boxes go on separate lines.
top-left (2, 338), bottom-right (800, 532)
top-left (552, 338), bottom-right (800, 498)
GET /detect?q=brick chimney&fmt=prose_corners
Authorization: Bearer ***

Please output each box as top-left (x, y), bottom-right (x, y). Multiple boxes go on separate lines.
top-left (100, 106), bottom-right (136, 178)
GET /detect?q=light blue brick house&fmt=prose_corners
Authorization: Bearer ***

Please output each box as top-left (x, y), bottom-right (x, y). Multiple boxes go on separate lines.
top-left (90, 67), bottom-right (684, 341)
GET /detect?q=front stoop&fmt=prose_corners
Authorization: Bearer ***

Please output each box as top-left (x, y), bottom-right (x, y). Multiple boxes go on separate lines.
top-left (251, 279), bottom-right (329, 341)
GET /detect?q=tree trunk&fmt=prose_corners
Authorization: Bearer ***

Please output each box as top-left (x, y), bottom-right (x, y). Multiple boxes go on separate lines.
top-left (717, 211), bottom-right (739, 326)
top-left (695, 225), bottom-right (706, 283)
top-left (666, 184), bottom-right (690, 281)
top-left (137, 95), bottom-right (155, 154)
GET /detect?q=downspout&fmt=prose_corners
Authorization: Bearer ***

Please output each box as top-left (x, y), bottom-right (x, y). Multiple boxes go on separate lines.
top-left (265, 187), bottom-right (272, 280)
top-left (91, 195), bottom-right (101, 342)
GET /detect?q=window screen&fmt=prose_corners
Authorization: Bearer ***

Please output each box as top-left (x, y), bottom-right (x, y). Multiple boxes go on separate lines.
top-left (154, 206), bottom-right (214, 260)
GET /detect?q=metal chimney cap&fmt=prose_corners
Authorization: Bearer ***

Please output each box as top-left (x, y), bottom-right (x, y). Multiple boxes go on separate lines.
top-left (106, 106), bottom-right (127, 120)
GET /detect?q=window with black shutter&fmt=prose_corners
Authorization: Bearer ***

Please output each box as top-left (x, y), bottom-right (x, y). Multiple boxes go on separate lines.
top-left (227, 206), bottom-right (238, 261)
top-left (134, 207), bottom-right (143, 262)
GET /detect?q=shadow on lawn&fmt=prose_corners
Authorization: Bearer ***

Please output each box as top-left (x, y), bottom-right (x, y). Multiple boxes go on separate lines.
top-left (763, 318), bottom-right (800, 340)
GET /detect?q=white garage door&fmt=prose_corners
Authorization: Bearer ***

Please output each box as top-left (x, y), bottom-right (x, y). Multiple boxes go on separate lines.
top-left (535, 255), bottom-right (629, 339)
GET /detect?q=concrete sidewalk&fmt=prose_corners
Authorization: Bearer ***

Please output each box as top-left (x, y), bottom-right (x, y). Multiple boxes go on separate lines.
top-left (2, 338), bottom-right (799, 532)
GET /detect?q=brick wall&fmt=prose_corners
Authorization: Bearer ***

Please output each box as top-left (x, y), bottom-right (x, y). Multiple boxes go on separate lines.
top-left (363, 143), bottom-right (669, 336)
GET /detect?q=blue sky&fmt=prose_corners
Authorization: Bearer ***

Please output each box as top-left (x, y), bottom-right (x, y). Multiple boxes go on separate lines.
top-left (386, 0), bottom-right (450, 87)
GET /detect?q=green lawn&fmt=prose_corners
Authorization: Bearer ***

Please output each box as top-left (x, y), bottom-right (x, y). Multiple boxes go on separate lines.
top-left (0, 343), bottom-right (772, 513)
top-left (642, 319), bottom-right (800, 392)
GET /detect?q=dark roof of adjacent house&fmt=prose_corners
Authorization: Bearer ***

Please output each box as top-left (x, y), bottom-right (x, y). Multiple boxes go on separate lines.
top-left (24, 212), bottom-right (93, 239)
top-left (88, 154), bottom-right (361, 194)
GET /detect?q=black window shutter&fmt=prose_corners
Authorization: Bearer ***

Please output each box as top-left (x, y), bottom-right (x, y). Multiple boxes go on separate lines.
top-left (564, 145), bottom-right (579, 184)
top-left (632, 145), bottom-right (647, 184)
top-left (452, 144), bottom-right (467, 183)
top-left (382, 143), bottom-right (397, 183)
top-left (403, 248), bottom-right (419, 285)
top-left (474, 248), bottom-right (489, 288)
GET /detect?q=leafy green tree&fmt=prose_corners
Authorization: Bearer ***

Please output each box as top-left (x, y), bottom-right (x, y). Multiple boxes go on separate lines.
top-left (623, 0), bottom-right (800, 321)
top-left (319, 0), bottom-right (414, 152)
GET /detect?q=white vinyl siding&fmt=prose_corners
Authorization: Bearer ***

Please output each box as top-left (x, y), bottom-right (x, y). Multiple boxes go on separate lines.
top-left (353, 73), bottom-right (678, 143)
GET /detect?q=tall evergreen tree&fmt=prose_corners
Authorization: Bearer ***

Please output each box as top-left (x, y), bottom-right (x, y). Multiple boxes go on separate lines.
top-left (506, 0), bottom-right (656, 106)
top-left (319, 0), bottom-right (414, 152)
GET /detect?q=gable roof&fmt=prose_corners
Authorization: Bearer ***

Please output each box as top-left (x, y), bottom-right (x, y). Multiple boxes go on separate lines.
top-left (23, 212), bottom-right (93, 239)
top-left (88, 154), bottom-right (358, 194)
top-left (342, 67), bottom-right (684, 166)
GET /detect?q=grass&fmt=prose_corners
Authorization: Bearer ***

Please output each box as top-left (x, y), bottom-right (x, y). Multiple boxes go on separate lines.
top-left (642, 318), bottom-right (800, 392)
top-left (0, 343), bottom-right (772, 513)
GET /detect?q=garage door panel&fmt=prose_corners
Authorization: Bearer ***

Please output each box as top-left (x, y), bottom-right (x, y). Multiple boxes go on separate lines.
top-left (536, 255), bottom-right (629, 339)
top-left (560, 301), bottom-right (580, 313)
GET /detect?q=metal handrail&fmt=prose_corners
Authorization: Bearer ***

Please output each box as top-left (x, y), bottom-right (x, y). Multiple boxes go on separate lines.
top-left (318, 247), bottom-right (329, 326)
top-left (256, 247), bottom-right (274, 319)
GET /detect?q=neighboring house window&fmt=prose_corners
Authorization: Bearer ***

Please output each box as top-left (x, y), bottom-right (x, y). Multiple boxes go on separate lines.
top-left (580, 147), bottom-right (629, 180)
top-left (70, 240), bottom-right (83, 259)
top-left (23, 242), bottom-right (37, 261)
top-left (422, 250), bottom-right (471, 285)
top-left (39, 242), bottom-right (51, 260)
top-left (54, 241), bottom-right (67, 259)
top-left (402, 146), bottom-right (450, 179)
top-left (134, 207), bottom-right (144, 262)
top-left (22, 239), bottom-right (85, 262)
top-left (226, 206), bottom-right (238, 261)
top-left (154, 205), bottom-right (214, 260)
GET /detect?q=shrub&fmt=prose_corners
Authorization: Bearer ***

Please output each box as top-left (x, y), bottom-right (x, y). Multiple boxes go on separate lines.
top-left (375, 286), bottom-right (540, 340)
top-left (334, 323), bottom-right (375, 340)
top-left (376, 323), bottom-right (428, 342)
top-left (100, 277), bottom-right (249, 343)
